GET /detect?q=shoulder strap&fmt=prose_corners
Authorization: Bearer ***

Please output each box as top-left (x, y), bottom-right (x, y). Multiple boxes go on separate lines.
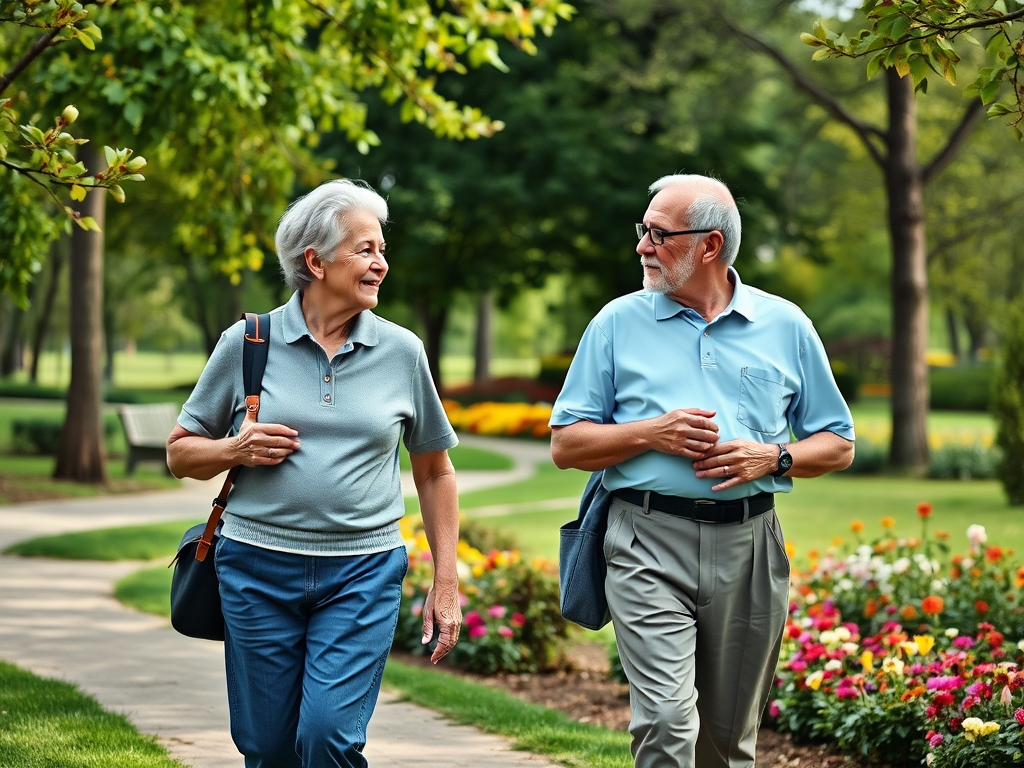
top-left (193, 312), bottom-right (271, 563)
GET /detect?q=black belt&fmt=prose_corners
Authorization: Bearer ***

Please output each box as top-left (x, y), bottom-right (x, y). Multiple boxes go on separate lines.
top-left (615, 489), bottom-right (774, 524)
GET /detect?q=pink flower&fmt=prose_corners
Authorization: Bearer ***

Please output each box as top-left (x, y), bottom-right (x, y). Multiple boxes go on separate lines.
top-left (929, 733), bottom-right (944, 748)
top-left (469, 625), bottom-right (488, 639)
top-left (464, 610), bottom-right (484, 628)
top-left (835, 685), bottom-right (859, 699)
top-left (1002, 686), bottom-right (1013, 707)
top-left (789, 660), bottom-right (808, 672)
top-left (953, 636), bottom-right (975, 649)
top-left (511, 612), bottom-right (526, 627)
top-left (1015, 708), bottom-right (1024, 726)
top-left (458, 593), bottom-right (469, 607)
top-left (411, 602), bottom-right (423, 617)
top-left (487, 605), bottom-right (507, 619)
top-left (497, 626), bottom-right (514, 638)
top-left (926, 676), bottom-right (962, 691)
top-left (769, 701), bottom-right (781, 718)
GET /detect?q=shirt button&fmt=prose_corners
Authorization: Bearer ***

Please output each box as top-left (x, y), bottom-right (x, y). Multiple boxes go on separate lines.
top-left (324, 375), bottom-right (330, 382)
top-left (703, 330), bottom-right (709, 337)
top-left (323, 394), bottom-right (331, 402)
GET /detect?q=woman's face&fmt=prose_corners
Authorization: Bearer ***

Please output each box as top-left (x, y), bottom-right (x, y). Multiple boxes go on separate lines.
top-left (322, 209), bottom-right (388, 311)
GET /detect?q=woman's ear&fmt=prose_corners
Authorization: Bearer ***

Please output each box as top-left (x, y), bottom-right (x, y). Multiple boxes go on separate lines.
top-left (304, 247), bottom-right (324, 279)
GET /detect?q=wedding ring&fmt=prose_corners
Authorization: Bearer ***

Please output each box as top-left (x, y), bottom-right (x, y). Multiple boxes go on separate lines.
top-left (724, 465), bottom-right (729, 474)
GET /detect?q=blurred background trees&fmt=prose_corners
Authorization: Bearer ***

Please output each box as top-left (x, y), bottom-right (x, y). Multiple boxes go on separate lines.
top-left (1, 0), bottom-right (1023, 490)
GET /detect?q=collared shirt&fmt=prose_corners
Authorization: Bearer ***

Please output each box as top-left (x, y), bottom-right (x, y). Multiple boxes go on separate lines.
top-left (549, 268), bottom-right (855, 500)
top-left (177, 291), bottom-right (457, 555)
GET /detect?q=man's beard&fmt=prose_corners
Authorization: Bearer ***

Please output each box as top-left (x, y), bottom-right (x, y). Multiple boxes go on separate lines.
top-left (641, 243), bottom-right (696, 294)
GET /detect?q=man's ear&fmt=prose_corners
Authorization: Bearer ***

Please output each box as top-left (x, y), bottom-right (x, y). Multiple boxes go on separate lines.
top-left (304, 247), bottom-right (324, 279)
top-left (700, 231), bottom-right (725, 264)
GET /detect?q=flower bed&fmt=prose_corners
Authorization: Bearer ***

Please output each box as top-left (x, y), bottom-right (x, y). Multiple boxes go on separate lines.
top-left (393, 516), bottom-right (570, 674)
top-left (442, 399), bottom-right (552, 439)
top-left (772, 506), bottom-right (1024, 766)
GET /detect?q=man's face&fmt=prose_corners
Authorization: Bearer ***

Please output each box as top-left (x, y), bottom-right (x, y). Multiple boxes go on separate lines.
top-left (637, 189), bottom-right (699, 294)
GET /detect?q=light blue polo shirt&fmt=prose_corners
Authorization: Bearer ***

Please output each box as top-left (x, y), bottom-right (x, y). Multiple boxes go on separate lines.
top-left (549, 269), bottom-right (855, 500)
top-left (177, 291), bottom-right (458, 556)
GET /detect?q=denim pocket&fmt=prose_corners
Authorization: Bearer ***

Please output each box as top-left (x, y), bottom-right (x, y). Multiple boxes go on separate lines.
top-left (737, 366), bottom-right (787, 434)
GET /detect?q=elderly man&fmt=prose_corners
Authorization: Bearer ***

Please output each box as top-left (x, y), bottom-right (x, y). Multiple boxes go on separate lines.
top-left (549, 174), bottom-right (855, 768)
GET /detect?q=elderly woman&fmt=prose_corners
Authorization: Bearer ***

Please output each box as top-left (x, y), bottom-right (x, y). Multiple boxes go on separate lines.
top-left (166, 179), bottom-right (462, 768)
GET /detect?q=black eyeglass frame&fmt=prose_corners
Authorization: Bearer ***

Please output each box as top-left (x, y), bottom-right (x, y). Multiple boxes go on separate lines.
top-left (635, 222), bottom-right (716, 246)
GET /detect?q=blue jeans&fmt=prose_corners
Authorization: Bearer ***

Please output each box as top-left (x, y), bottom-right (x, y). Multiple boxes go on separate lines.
top-left (215, 537), bottom-right (408, 768)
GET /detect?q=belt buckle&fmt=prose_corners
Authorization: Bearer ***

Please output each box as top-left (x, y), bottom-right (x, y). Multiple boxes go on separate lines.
top-left (692, 499), bottom-right (718, 524)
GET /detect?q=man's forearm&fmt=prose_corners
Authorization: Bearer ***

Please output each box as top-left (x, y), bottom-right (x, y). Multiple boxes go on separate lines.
top-left (550, 420), bottom-right (655, 472)
top-left (787, 431), bottom-right (855, 478)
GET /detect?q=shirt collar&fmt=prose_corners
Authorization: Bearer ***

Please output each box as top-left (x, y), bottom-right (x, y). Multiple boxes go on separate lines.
top-left (281, 291), bottom-right (380, 347)
top-left (653, 267), bottom-right (757, 323)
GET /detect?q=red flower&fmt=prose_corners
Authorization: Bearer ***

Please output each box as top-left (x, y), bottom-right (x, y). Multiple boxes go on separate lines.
top-left (917, 502), bottom-right (933, 519)
top-left (921, 596), bottom-right (944, 615)
top-left (986, 546), bottom-right (1004, 563)
top-left (975, 600), bottom-right (990, 614)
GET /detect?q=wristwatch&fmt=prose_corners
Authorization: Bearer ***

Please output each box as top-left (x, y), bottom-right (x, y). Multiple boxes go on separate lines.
top-left (772, 444), bottom-right (793, 477)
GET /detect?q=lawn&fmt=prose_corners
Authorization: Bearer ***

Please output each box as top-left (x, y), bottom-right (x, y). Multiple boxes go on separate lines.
top-left (0, 662), bottom-right (184, 768)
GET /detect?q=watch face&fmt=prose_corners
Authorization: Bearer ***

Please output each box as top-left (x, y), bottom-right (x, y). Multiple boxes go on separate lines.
top-left (780, 455), bottom-right (793, 470)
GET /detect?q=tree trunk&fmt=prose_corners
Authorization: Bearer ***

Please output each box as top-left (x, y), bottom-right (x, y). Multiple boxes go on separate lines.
top-left (415, 298), bottom-right (448, 394)
top-left (885, 70), bottom-right (930, 473)
top-left (945, 307), bottom-right (961, 363)
top-left (0, 299), bottom-right (24, 376)
top-left (30, 239), bottom-right (66, 383)
top-left (55, 143), bottom-right (108, 483)
top-left (473, 290), bottom-right (493, 384)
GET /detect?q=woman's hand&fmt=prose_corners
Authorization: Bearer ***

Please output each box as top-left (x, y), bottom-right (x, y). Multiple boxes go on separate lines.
top-left (421, 579), bottom-right (462, 664)
top-left (231, 408), bottom-right (301, 467)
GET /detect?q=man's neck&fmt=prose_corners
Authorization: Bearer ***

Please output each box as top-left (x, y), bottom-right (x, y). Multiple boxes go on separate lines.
top-left (668, 268), bottom-right (735, 323)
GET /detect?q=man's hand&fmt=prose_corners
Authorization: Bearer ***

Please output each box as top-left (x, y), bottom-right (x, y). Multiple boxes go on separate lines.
top-left (693, 439), bottom-right (779, 491)
top-left (421, 580), bottom-right (463, 664)
top-left (649, 408), bottom-right (720, 459)
top-left (232, 409), bottom-right (301, 467)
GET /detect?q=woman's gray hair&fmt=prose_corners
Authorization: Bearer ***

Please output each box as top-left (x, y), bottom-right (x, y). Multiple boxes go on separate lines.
top-left (275, 179), bottom-right (388, 291)
top-left (649, 174), bottom-right (742, 265)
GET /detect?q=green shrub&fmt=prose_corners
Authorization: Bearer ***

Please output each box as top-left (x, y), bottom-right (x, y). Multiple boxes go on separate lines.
top-left (927, 443), bottom-right (1001, 480)
top-left (395, 519), bottom-right (570, 674)
top-left (537, 353), bottom-right (573, 388)
top-left (929, 365), bottom-right (994, 411)
top-left (830, 362), bottom-right (860, 405)
top-left (839, 439), bottom-right (887, 475)
top-left (12, 417), bottom-right (118, 455)
top-left (993, 300), bottom-right (1024, 505)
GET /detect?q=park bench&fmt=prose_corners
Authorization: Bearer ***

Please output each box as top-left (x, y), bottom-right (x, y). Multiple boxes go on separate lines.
top-left (116, 403), bottom-right (179, 476)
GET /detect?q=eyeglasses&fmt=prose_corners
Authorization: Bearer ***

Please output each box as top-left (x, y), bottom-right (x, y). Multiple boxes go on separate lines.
top-left (635, 223), bottom-right (716, 246)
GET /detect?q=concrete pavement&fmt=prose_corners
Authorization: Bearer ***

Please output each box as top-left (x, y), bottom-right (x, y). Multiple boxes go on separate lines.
top-left (0, 435), bottom-right (564, 768)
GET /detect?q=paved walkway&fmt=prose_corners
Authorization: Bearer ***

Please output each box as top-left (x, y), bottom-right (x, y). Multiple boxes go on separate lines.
top-left (0, 435), bottom-right (563, 768)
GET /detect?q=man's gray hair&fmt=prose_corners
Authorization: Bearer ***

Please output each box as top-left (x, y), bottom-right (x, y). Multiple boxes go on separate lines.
top-left (275, 179), bottom-right (388, 291)
top-left (649, 174), bottom-right (742, 266)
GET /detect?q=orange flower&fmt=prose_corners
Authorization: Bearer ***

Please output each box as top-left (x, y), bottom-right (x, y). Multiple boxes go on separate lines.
top-left (901, 685), bottom-right (927, 701)
top-left (900, 605), bottom-right (919, 621)
top-left (916, 502), bottom-right (933, 519)
top-left (850, 520), bottom-right (864, 533)
top-left (881, 516), bottom-right (896, 529)
top-left (1015, 567), bottom-right (1024, 589)
top-left (935, 530), bottom-right (950, 540)
top-left (921, 595), bottom-right (945, 615)
top-left (975, 600), bottom-right (990, 614)
top-left (864, 598), bottom-right (878, 618)
top-left (986, 546), bottom-right (1004, 563)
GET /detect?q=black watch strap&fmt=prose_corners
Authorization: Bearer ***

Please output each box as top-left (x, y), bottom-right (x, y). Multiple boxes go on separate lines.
top-left (773, 444), bottom-right (793, 477)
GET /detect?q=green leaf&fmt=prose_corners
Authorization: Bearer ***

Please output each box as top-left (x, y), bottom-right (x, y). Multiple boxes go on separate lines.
top-left (890, 15), bottom-right (911, 41)
top-left (866, 51), bottom-right (886, 81)
top-left (981, 78), bottom-right (1003, 104)
top-left (103, 146), bottom-right (117, 168)
top-left (800, 32), bottom-right (823, 47)
top-left (73, 29), bottom-right (96, 51)
top-left (123, 101), bottom-right (144, 130)
top-left (813, 21), bottom-right (828, 41)
top-left (811, 48), bottom-right (831, 61)
top-left (987, 102), bottom-right (1011, 116)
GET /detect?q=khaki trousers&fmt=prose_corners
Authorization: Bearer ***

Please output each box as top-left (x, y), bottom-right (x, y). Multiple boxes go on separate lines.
top-left (604, 495), bottom-right (790, 768)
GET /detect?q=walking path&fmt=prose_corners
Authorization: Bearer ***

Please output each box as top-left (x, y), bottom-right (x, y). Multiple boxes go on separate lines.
top-left (0, 435), bottom-right (563, 768)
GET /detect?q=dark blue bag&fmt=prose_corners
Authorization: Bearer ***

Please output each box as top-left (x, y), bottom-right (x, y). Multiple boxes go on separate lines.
top-left (558, 470), bottom-right (613, 630)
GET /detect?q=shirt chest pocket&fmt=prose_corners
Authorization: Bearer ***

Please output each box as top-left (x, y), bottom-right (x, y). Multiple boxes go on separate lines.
top-left (737, 366), bottom-right (788, 434)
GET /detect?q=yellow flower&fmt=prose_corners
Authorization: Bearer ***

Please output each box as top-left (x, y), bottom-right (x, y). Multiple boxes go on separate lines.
top-left (914, 635), bottom-right (936, 656)
top-left (899, 641), bottom-right (919, 657)
top-left (881, 656), bottom-right (905, 676)
top-left (881, 517), bottom-right (896, 529)
top-left (860, 650), bottom-right (874, 674)
top-left (785, 541), bottom-right (797, 558)
top-left (805, 670), bottom-right (824, 691)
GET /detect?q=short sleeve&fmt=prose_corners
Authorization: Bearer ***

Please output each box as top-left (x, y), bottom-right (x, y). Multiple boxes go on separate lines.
top-left (549, 318), bottom-right (616, 427)
top-left (788, 324), bottom-right (856, 442)
top-left (403, 344), bottom-right (458, 454)
top-left (177, 321), bottom-right (244, 439)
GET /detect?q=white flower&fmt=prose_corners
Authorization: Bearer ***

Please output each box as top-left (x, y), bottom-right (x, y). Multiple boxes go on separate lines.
top-left (841, 642), bottom-right (860, 656)
top-left (962, 557), bottom-right (975, 569)
top-left (967, 524), bottom-right (987, 554)
top-left (946, 628), bottom-right (960, 638)
top-left (1018, 640), bottom-right (1024, 653)
top-left (837, 578), bottom-right (854, 592)
top-left (931, 579), bottom-right (945, 593)
top-left (893, 557), bottom-right (910, 575)
top-left (825, 659), bottom-right (844, 672)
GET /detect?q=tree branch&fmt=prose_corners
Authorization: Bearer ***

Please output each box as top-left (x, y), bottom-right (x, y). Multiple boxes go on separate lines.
top-left (918, 7), bottom-right (1024, 34)
top-left (921, 99), bottom-right (985, 184)
top-left (718, 16), bottom-right (888, 169)
top-left (0, 27), bottom-right (61, 96)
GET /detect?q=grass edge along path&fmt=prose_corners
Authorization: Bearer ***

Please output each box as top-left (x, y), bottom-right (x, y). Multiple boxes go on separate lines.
top-left (0, 661), bottom-right (184, 768)
top-left (381, 659), bottom-right (631, 768)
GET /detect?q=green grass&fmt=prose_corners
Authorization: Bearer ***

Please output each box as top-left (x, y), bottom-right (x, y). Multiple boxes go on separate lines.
top-left (460, 463), bottom-right (590, 508)
top-left (400, 443), bottom-right (514, 472)
top-left (5, 519), bottom-right (201, 560)
top-left (0, 661), bottom-right (184, 768)
top-left (382, 659), bottom-right (631, 768)
top-left (114, 567), bottom-right (174, 617)
top-left (0, 455), bottom-right (181, 505)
